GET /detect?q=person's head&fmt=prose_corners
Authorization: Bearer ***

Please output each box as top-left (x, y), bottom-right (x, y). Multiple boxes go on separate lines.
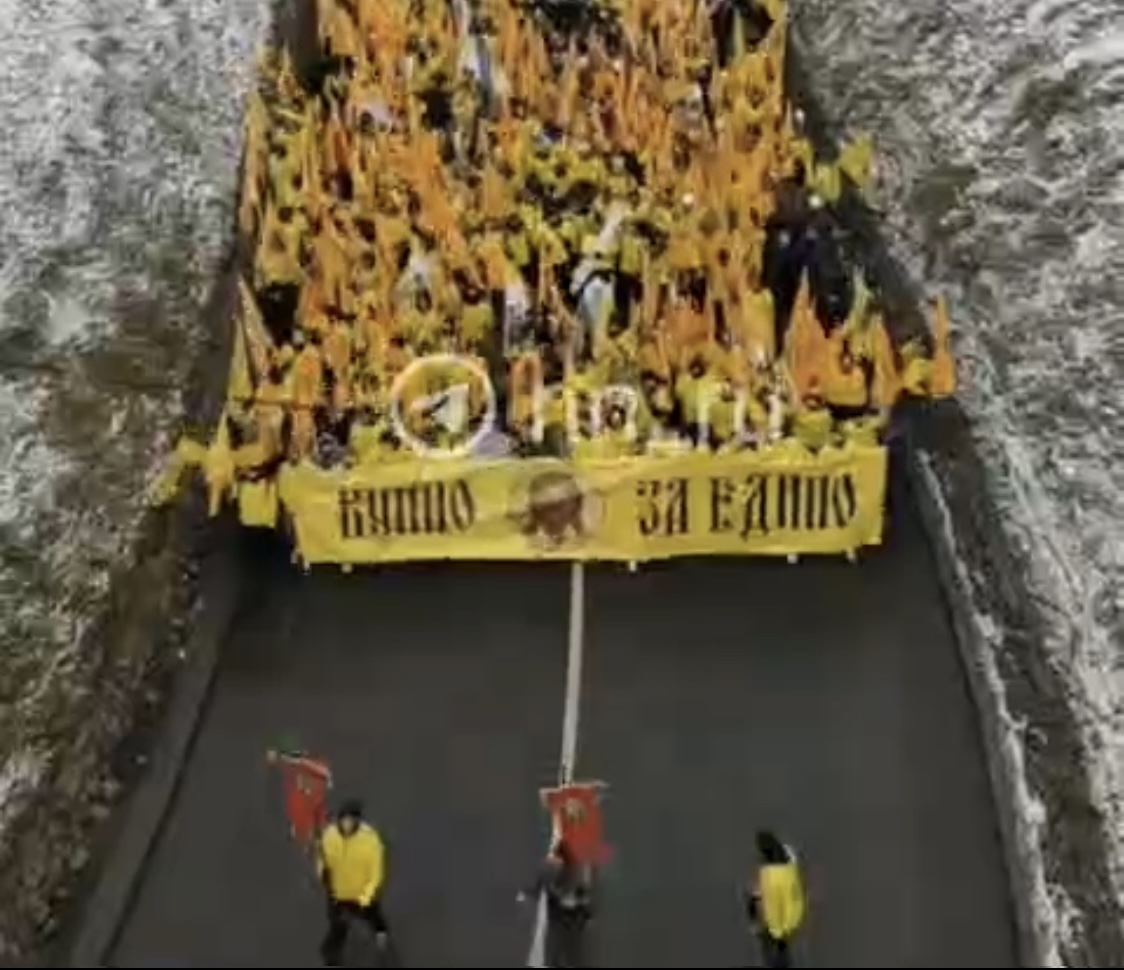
top-left (756, 829), bottom-right (788, 864)
top-left (337, 799), bottom-right (364, 836)
top-left (355, 217), bottom-right (377, 244)
top-left (461, 279), bottom-right (482, 304)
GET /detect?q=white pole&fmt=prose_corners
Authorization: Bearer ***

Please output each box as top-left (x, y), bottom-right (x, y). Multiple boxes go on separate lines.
top-left (528, 562), bottom-right (585, 967)
top-left (559, 560), bottom-right (586, 784)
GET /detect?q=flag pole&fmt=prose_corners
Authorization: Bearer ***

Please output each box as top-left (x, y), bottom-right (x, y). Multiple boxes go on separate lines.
top-left (559, 560), bottom-right (586, 785)
top-left (529, 561), bottom-right (584, 968)
top-left (527, 322), bottom-right (588, 969)
top-left (528, 562), bottom-right (585, 970)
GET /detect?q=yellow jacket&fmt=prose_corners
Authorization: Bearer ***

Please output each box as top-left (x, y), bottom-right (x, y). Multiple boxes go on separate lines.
top-left (319, 823), bottom-right (385, 906)
top-left (792, 406), bottom-right (833, 451)
top-left (758, 861), bottom-right (806, 939)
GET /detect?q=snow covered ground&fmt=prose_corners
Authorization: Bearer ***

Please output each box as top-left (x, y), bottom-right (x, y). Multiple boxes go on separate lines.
top-left (0, 0), bottom-right (271, 907)
top-left (792, 0), bottom-right (1124, 956)
top-left (2, 0), bottom-right (1123, 957)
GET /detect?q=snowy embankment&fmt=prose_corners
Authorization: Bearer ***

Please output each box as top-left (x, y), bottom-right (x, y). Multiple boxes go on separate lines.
top-left (793, 0), bottom-right (1124, 959)
top-left (0, 0), bottom-right (270, 955)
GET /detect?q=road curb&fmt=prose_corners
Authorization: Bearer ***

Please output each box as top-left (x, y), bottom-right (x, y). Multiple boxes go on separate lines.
top-left (64, 520), bottom-right (245, 968)
top-left (60, 2), bottom-right (307, 962)
top-left (904, 444), bottom-right (1047, 967)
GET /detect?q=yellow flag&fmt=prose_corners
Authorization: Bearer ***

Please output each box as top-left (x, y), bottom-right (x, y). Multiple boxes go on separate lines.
top-left (930, 294), bottom-right (957, 397)
top-left (227, 312), bottom-right (254, 404)
top-left (277, 48), bottom-right (301, 102)
top-left (239, 156), bottom-right (262, 239)
top-left (839, 133), bottom-right (875, 192)
top-left (869, 315), bottom-right (902, 410)
top-left (238, 277), bottom-right (276, 380)
top-left (239, 90), bottom-right (270, 236)
top-left (811, 163), bottom-right (842, 203)
top-left (150, 437), bottom-right (207, 506)
top-left (785, 274), bottom-right (828, 398)
top-left (247, 87), bottom-right (269, 140)
top-left (764, 8), bottom-right (786, 81)
top-left (301, 120), bottom-right (325, 222)
top-left (203, 408), bottom-right (236, 518)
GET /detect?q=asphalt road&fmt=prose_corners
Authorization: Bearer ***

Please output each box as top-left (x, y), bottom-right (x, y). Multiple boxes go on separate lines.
top-left (108, 465), bottom-right (1017, 967)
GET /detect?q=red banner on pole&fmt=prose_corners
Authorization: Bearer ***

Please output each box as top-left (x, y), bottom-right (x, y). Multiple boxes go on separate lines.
top-left (541, 781), bottom-right (610, 866)
top-left (268, 750), bottom-right (332, 849)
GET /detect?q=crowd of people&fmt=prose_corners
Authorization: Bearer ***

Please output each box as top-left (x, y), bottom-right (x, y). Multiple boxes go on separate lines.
top-left (223, 0), bottom-right (956, 474)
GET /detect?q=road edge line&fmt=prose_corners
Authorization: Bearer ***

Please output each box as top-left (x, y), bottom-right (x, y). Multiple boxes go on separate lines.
top-left (905, 444), bottom-right (1049, 967)
top-left (64, 521), bottom-right (246, 968)
top-left (526, 561), bottom-right (584, 967)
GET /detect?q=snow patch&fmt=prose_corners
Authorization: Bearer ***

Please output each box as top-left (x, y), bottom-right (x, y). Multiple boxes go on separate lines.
top-left (0, 381), bottom-right (69, 535)
top-left (793, 0), bottom-right (1124, 946)
top-left (0, 753), bottom-right (47, 844)
top-left (0, 0), bottom-right (272, 845)
top-left (917, 452), bottom-right (1069, 963)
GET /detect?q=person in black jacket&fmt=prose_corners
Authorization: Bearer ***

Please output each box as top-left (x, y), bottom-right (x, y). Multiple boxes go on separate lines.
top-left (762, 175), bottom-right (811, 348)
top-left (804, 203), bottom-right (853, 330)
top-left (764, 183), bottom-right (855, 353)
top-left (709, 0), bottom-right (775, 66)
top-left (520, 839), bottom-right (594, 968)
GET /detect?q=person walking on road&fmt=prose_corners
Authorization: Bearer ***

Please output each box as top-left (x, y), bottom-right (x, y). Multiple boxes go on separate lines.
top-left (520, 839), bottom-right (594, 967)
top-left (317, 799), bottom-right (391, 966)
top-left (745, 829), bottom-right (805, 968)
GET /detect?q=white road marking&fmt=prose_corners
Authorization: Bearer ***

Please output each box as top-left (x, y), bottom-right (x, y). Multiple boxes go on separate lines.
top-left (526, 889), bottom-right (549, 967)
top-left (527, 562), bottom-right (587, 966)
top-left (560, 561), bottom-right (586, 783)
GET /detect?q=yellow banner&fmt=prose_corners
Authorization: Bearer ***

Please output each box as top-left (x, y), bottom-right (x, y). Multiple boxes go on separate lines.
top-left (276, 445), bottom-right (888, 564)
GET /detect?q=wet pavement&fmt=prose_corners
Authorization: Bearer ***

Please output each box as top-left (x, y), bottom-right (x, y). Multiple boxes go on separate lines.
top-left (109, 467), bottom-right (1016, 968)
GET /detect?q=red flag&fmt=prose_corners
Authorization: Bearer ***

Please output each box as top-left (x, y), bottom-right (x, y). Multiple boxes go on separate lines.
top-left (269, 751), bottom-right (332, 849)
top-left (542, 781), bottom-right (610, 866)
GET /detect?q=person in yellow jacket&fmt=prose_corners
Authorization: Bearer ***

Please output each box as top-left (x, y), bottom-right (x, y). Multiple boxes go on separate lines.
top-left (317, 800), bottom-right (391, 966)
top-left (745, 829), bottom-right (806, 968)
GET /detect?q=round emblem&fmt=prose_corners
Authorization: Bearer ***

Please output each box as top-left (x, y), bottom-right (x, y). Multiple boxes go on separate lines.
top-left (387, 353), bottom-right (497, 459)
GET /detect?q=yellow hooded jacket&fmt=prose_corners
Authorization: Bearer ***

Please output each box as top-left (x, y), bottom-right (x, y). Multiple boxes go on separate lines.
top-left (319, 822), bottom-right (385, 906)
top-left (757, 859), bottom-right (806, 940)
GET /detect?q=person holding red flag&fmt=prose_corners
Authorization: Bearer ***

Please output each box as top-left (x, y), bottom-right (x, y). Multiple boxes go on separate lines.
top-left (267, 748), bottom-right (333, 851)
top-left (542, 781), bottom-right (610, 867)
top-left (518, 780), bottom-right (608, 966)
top-left (521, 839), bottom-right (593, 968)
